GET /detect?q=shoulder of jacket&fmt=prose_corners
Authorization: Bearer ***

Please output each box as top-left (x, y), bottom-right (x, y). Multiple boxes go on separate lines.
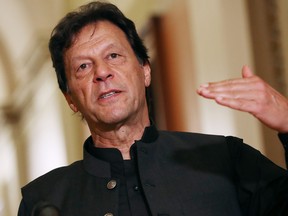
top-left (157, 130), bottom-right (244, 148)
top-left (158, 130), bottom-right (227, 140)
top-left (22, 160), bottom-right (83, 192)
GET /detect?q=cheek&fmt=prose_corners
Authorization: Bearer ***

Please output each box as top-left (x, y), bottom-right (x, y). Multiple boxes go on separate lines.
top-left (68, 84), bottom-right (89, 105)
top-left (69, 77), bottom-right (91, 93)
top-left (131, 75), bottom-right (147, 98)
top-left (132, 66), bottom-right (147, 84)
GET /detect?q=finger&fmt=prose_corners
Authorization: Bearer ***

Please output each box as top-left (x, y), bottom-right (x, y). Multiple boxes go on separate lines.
top-left (198, 76), bottom-right (266, 99)
top-left (199, 76), bottom-right (257, 93)
top-left (197, 81), bottom-right (265, 100)
top-left (210, 92), bottom-right (264, 105)
top-left (241, 65), bottom-right (254, 78)
top-left (215, 96), bottom-right (258, 113)
top-left (200, 66), bottom-right (255, 89)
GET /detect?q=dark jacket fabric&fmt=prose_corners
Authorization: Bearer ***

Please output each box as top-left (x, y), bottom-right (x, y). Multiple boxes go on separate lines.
top-left (279, 133), bottom-right (288, 168)
top-left (18, 126), bottom-right (288, 216)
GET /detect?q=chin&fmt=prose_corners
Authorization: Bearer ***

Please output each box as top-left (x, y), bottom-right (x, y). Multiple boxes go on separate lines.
top-left (97, 112), bottom-right (130, 125)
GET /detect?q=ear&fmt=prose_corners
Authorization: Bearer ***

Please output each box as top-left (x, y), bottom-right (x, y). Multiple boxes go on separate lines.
top-left (143, 63), bottom-right (151, 87)
top-left (64, 93), bottom-right (78, 113)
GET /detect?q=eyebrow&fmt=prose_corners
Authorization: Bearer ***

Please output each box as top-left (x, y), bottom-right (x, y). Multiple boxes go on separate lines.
top-left (68, 39), bottom-right (128, 66)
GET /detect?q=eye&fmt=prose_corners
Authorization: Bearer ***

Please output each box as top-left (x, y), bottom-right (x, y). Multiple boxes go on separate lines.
top-left (107, 52), bottom-right (125, 65)
top-left (109, 53), bottom-right (119, 59)
top-left (77, 63), bottom-right (89, 71)
top-left (80, 63), bottom-right (87, 69)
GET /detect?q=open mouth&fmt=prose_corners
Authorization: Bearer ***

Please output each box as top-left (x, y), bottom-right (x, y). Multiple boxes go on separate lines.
top-left (99, 90), bottom-right (121, 99)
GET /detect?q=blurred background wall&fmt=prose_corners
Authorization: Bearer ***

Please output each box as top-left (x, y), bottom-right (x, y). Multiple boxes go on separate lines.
top-left (0, 0), bottom-right (287, 215)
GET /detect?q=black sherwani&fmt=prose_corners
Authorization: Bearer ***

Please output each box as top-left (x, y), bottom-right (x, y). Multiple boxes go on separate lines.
top-left (18, 126), bottom-right (288, 216)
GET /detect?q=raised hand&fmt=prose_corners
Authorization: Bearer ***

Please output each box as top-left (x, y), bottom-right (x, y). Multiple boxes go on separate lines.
top-left (197, 66), bottom-right (288, 133)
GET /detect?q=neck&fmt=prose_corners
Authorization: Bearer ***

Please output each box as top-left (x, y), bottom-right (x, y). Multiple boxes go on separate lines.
top-left (90, 118), bottom-right (150, 160)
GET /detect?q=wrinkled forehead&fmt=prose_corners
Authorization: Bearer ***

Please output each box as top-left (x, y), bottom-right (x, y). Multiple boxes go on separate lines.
top-left (69, 21), bottom-right (131, 53)
top-left (70, 20), bottom-right (127, 48)
top-left (69, 22), bottom-right (98, 49)
top-left (63, 21), bottom-right (136, 65)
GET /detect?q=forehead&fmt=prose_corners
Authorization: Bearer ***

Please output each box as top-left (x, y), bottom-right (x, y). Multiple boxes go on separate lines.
top-left (70, 20), bottom-right (129, 50)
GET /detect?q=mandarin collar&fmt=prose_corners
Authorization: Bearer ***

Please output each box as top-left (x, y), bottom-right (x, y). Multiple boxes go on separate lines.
top-left (140, 124), bottom-right (159, 143)
top-left (82, 124), bottom-right (159, 177)
top-left (84, 124), bottom-right (159, 153)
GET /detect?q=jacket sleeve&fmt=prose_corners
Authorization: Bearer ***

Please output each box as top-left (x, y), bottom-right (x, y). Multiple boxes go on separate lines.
top-left (278, 133), bottom-right (288, 168)
top-left (18, 199), bottom-right (29, 216)
top-left (226, 136), bottom-right (288, 216)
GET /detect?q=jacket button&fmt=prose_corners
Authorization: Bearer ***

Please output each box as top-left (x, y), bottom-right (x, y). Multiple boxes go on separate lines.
top-left (104, 213), bottom-right (113, 216)
top-left (107, 180), bottom-right (117, 190)
top-left (133, 185), bottom-right (139, 191)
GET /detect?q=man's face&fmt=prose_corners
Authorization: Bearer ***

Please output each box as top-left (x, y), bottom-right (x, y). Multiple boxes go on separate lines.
top-left (64, 21), bottom-right (151, 129)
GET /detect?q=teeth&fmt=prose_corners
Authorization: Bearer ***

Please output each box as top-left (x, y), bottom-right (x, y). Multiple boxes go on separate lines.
top-left (100, 91), bottom-right (116, 99)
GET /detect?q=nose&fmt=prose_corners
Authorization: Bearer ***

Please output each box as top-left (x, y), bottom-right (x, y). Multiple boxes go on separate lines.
top-left (93, 62), bottom-right (113, 82)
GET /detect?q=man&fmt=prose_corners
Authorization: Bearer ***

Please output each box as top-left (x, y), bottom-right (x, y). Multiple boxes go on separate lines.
top-left (18, 1), bottom-right (288, 216)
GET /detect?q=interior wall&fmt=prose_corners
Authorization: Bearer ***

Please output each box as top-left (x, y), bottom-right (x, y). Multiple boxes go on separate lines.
top-left (186, 0), bottom-right (264, 153)
top-left (279, 0), bottom-right (288, 90)
top-left (246, 0), bottom-right (286, 167)
top-left (151, 0), bottom-right (199, 131)
top-left (0, 1), bottom-right (73, 215)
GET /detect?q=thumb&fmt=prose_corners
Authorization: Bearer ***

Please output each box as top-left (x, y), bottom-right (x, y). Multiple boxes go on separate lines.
top-left (242, 65), bottom-right (254, 78)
